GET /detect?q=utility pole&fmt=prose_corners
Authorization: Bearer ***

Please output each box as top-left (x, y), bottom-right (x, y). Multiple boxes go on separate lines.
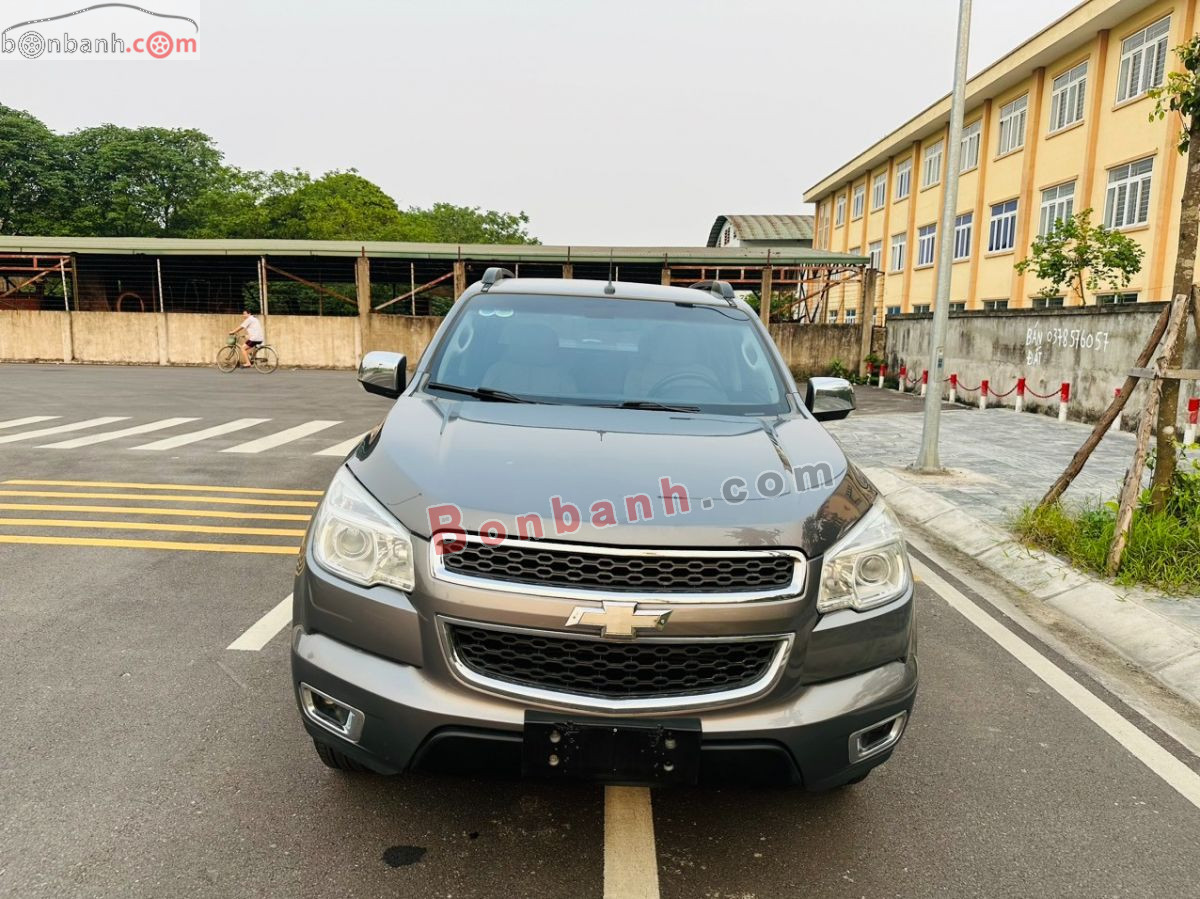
top-left (916, 0), bottom-right (972, 471)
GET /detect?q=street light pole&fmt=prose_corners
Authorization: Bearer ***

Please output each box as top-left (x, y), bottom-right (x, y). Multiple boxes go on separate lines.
top-left (916, 0), bottom-right (973, 472)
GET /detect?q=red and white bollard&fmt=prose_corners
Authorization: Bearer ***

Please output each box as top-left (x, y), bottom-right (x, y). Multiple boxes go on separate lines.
top-left (1015, 377), bottom-right (1026, 413)
top-left (979, 379), bottom-right (989, 411)
top-left (1185, 397), bottom-right (1199, 445)
top-left (948, 373), bottom-right (958, 404)
top-left (920, 369), bottom-right (929, 397)
top-left (1109, 387), bottom-right (1123, 434)
top-left (1058, 382), bottom-right (1070, 422)
top-left (898, 366), bottom-right (907, 393)
top-left (878, 364), bottom-right (887, 389)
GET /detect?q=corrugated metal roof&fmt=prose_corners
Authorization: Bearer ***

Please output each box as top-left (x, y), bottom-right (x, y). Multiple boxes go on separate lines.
top-left (706, 215), bottom-right (815, 246)
top-left (0, 235), bottom-right (862, 265)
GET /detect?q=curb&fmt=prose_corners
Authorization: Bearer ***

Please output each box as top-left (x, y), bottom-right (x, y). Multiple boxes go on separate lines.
top-left (863, 465), bottom-right (1200, 709)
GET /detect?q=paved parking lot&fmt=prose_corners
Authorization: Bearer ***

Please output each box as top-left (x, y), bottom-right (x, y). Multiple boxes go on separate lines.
top-left (2, 364), bottom-right (1199, 898)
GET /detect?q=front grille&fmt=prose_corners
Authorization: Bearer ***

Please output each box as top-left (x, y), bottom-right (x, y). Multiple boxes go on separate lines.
top-left (441, 541), bottom-right (797, 594)
top-left (448, 625), bottom-right (780, 699)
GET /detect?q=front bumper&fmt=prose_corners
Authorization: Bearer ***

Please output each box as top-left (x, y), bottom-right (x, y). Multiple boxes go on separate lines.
top-left (291, 624), bottom-right (917, 789)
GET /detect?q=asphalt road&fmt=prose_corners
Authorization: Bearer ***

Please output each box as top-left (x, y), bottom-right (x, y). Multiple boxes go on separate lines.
top-left (1, 364), bottom-right (1198, 899)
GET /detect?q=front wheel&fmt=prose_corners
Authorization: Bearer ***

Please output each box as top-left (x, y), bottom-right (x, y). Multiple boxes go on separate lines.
top-left (216, 345), bottom-right (240, 372)
top-left (253, 345), bottom-right (278, 373)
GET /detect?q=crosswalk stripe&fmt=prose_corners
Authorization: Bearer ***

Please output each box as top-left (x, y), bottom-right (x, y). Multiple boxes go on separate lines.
top-left (0, 417), bottom-right (128, 445)
top-left (0, 502), bottom-right (311, 521)
top-left (223, 420), bottom-right (342, 454)
top-left (0, 416), bottom-right (59, 431)
top-left (133, 418), bottom-right (271, 451)
top-left (3, 479), bottom-right (324, 496)
top-left (314, 432), bottom-right (368, 457)
top-left (0, 518), bottom-right (306, 537)
top-left (39, 417), bottom-right (200, 449)
top-left (0, 534), bottom-right (299, 555)
top-left (0, 490), bottom-right (317, 508)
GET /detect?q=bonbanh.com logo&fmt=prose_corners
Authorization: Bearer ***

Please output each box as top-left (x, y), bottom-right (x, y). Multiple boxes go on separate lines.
top-left (1, 2), bottom-right (200, 60)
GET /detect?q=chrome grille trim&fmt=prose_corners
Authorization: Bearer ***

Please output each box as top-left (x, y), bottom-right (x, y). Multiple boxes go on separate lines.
top-left (429, 533), bottom-right (806, 604)
top-left (437, 616), bottom-right (795, 713)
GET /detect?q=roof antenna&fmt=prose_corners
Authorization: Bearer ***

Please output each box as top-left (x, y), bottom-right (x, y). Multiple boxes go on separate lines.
top-left (604, 249), bottom-right (616, 294)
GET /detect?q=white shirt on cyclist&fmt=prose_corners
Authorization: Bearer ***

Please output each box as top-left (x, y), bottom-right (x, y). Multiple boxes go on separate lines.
top-left (240, 315), bottom-right (264, 342)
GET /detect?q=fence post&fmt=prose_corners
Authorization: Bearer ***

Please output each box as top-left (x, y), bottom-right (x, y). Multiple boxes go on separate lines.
top-left (858, 267), bottom-right (876, 377)
top-left (1186, 397), bottom-right (1199, 445)
top-left (898, 366), bottom-right (907, 393)
top-left (1016, 377), bottom-right (1026, 413)
top-left (920, 369), bottom-right (928, 397)
top-left (948, 373), bottom-right (958, 404)
top-left (980, 379), bottom-right (988, 411)
top-left (760, 254), bottom-right (773, 328)
top-left (355, 252), bottom-right (371, 359)
top-left (1058, 382), bottom-right (1070, 422)
top-left (878, 364), bottom-right (887, 389)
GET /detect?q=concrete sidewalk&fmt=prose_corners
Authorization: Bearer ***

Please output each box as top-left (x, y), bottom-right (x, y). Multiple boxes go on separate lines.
top-left (826, 392), bottom-right (1200, 708)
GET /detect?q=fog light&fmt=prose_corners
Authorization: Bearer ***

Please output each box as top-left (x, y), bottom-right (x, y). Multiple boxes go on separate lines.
top-left (299, 683), bottom-right (365, 743)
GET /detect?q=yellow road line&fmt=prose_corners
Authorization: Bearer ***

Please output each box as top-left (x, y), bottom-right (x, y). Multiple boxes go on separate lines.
top-left (0, 535), bottom-right (300, 555)
top-left (0, 490), bottom-right (317, 508)
top-left (0, 518), bottom-right (307, 537)
top-left (2, 479), bottom-right (324, 496)
top-left (0, 503), bottom-right (310, 522)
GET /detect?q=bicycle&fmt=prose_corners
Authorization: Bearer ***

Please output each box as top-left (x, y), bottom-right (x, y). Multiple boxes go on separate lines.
top-left (217, 335), bottom-right (278, 373)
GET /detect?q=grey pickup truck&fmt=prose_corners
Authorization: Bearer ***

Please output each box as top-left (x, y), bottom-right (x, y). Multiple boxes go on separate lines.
top-left (291, 270), bottom-right (917, 790)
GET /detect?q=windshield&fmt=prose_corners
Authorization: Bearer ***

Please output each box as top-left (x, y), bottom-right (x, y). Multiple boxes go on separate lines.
top-left (424, 293), bottom-right (789, 415)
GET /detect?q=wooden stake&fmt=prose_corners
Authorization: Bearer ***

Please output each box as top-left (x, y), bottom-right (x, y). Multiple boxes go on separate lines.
top-left (1106, 295), bottom-right (1191, 575)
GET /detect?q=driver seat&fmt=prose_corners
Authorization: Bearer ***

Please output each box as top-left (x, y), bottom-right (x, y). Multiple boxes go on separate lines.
top-left (623, 326), bottom-right (717, 399)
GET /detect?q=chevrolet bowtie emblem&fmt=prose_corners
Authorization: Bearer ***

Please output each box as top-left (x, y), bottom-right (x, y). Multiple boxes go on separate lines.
top-left (564, 601), bottom-right (672, 639)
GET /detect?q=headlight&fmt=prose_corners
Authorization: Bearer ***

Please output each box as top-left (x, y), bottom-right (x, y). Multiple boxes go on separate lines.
top-left (311, 467), bottom-right (415, 592)
top-left (817, 500), bottom-right (911, 613)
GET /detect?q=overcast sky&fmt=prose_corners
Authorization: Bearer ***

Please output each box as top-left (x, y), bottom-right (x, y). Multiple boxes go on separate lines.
top-left (3, 0), bottom-right (1082, 245)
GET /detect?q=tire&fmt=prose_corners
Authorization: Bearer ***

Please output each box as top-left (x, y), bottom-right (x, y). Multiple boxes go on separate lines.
top-left (216, 345), bottom-right (241, 372)
top-left (313, 738), bottom-right (370, 773)
top-left (253, 345), bottom-right (278, 373)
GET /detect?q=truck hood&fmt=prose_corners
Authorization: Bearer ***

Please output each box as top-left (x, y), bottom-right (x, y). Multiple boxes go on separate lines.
top-left (348, 396), bottom-right (876, 556)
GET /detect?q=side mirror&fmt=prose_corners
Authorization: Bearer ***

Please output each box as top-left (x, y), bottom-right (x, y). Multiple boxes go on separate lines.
top-left (805, 376), bottom-right (855, 421)
top-left (358, 352), bottom-right (407, 399)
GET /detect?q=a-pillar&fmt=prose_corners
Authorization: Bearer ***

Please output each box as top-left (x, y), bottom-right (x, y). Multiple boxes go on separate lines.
top-left (355, 253), bottom-right (371, 358)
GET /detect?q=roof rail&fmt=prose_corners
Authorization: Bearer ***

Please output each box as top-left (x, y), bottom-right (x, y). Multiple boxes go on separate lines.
top-left (688, 280), bottom-right (736, 304)
top-left (480, 267), bottom-right (515, 292)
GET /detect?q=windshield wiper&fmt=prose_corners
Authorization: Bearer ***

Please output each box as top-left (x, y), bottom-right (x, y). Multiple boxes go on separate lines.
top-left (426, 381), bottom-right (534, 404)
top-left (608, 400), bottom-right (701, 413)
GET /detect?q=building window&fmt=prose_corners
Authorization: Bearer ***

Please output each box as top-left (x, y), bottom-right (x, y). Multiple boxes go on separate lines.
top-left (868, 240), bottom-right (882, 271)
top-left (949, 302), bottom-right (966, 312)
top-left (852, 184), bottom-right (865, 220)
top-left (983, 299), bottom-right (1008, 310)
top-left (1105, 157), bottom-right (1153, 228)
top-left (1097, 292), bottom-right (1139, 304)
top-left (998, 95), bottom-right (1028, 155)
top-left (835, 194), bottom-right (846, 227)
top-left (828, 309), bottom-right (839, 322)
top-left (1039, 182), bottom-right (1075, 236)
top-left (1049, 61), bottom-right (1087, 132)
top-left (988, 199), bottom-right (1018, 252)
top-left (886, 305), bottom-right (902, 316)
top-left (845, 308), bottom-right (857, 322)
top-left (917, 224), bottom-right (937, 267)
top-left (1117, 16), bottom-right (1171, 104)
top-left (872, 172), bottom-right (887, 210)
top-left (953, 212), bottom-right (973, 260)
top-left (895, 158), bottom-right (912, 200)
top-left (922, 140), bottom-right (944, 188)
top-left (890, 232), bottom-right (907, 272)
top-left (848, 246), bottom-right (861, 259)
top-left (960, 120), bottom-right (981, 172)
top-left (1033, 296), bottom-right (1066, 309)
top-left (913, 304), bottom-right (932, 314)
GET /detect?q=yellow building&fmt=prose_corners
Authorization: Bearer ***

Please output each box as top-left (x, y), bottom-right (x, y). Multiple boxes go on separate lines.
top-left (805, 0), bottom-right (1198, 318)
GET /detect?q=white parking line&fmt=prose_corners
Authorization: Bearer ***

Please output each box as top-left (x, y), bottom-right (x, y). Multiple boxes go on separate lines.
top-left (0, 416), bottom-right (58, 431)
top-left (913, 559), bottom-right (1200, 812)
top-left (604, 786), bottom-right (660, 899)
top-left (313, 432), bottom-right (368, 457)
top-left (227, 594), bottom-right (293, 651)
top-left (0, 417), bottom-right (127, 445)
top-left (223, 420), bottom-right (341, 454)
top-left (133, 418), bottom-right (271, 451)
top-left (40, 417), bottom-right (199, 449)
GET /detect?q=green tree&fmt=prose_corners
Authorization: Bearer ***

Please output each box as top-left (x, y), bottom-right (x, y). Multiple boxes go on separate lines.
top-left (1015, 209), bottom-right (1143, 305)
top-left (1147, 36), bottom-right (1200, 510)
top-left (401, 203), bottom-right (538, 244)
top-left (261, 170), bottom-right (405, 240)
top-left (0, 104), bottom-right (69, 235)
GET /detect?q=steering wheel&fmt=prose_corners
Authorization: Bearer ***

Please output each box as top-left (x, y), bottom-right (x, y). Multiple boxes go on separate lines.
top-left (647, 370), bottom-right (725, 397)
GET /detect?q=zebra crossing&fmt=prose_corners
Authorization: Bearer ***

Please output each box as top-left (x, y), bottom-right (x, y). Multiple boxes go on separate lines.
top-left (0, 415), bottom-right (372, 456)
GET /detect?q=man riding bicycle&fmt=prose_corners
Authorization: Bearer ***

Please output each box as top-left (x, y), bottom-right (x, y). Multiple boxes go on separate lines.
top-left (229, 308), bottom-right (265, 369)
